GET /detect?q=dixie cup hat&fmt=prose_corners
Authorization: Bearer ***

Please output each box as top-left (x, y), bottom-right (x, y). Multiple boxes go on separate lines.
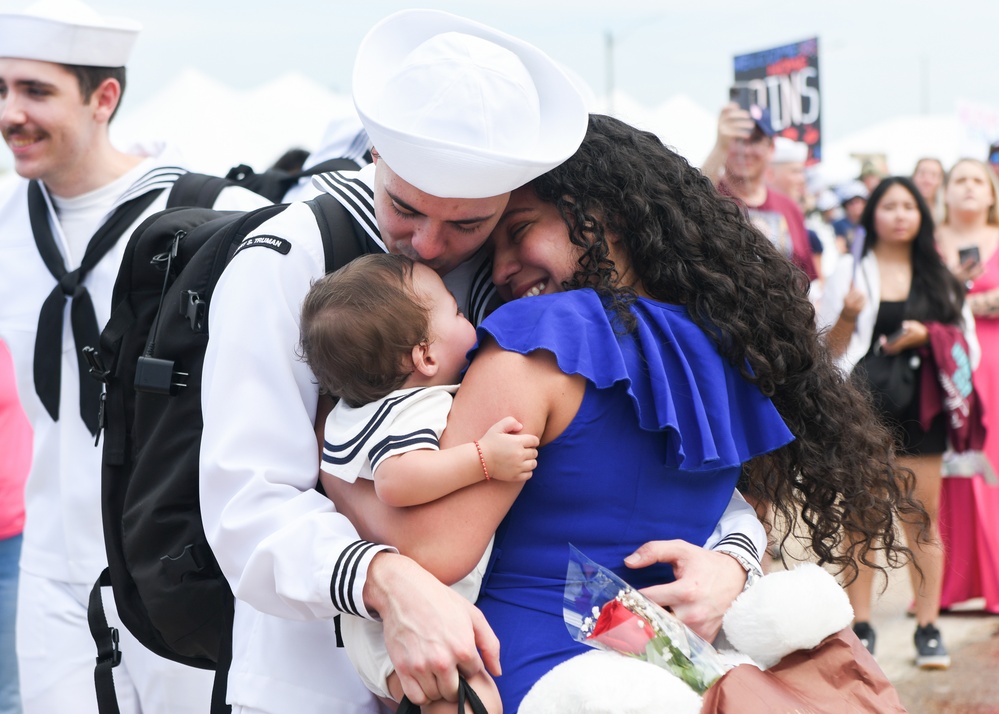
top-left (0, 0), bottom-right (141, 67)
top-left (353, 9), bottom-right (588, 199)
top-left (772, 137), bottom-right (808, 164)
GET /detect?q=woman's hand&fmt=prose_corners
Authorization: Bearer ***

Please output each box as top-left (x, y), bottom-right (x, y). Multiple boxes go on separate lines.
top-left (624, 540), bottom-right (747, 642)
top-left (953, 257), bottom-right (985, 285)
top-left (840, 282), bottom-right (867, 323)
top-left (878, 319), bottom-right (928, 355)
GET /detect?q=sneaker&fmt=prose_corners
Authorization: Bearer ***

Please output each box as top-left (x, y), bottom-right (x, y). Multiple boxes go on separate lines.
top-left (914, 623), bottom-right (951, 669)
top-left (853, 621), bottom-right (876, 655)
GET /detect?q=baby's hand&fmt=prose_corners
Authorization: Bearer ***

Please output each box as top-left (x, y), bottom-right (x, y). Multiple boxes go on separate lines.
top-left (478, 416), bottom-right (539, 483)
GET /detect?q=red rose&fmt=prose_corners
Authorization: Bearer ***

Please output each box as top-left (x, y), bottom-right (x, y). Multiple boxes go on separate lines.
top-left (586, 598), bottom-right (656, 656)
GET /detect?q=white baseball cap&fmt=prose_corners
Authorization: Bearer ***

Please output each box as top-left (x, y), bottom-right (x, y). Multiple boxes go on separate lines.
top-left (0, 0), bottom-right (140, 67)
top-left (353, 9), bottom-right (588, 199)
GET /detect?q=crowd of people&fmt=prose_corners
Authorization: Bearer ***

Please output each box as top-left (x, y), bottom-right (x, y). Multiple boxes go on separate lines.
top-left (705, 93), bottom-right (999, 671)
top-left (0, 1), bottom-right (997, 714)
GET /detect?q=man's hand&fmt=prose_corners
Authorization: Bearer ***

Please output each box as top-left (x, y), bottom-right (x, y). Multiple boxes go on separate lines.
top-left (624, 540), bottom-right (747, 642)
top-left (364, 552), bottom-right (501, 705)
top-left (715, 102), bottom-right (754, 153)
top-left (479, 416), bottom-right (539, 483)
top-left (701, 103), bottom-right (754, 186)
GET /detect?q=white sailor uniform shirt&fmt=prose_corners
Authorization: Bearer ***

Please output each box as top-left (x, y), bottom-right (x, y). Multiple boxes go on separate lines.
top-left (0, 144), bottom-right (269, 587)
top-left (321, 385), bottom-right (458, 484)
top-left (198, 164), bottom-right (765, 714)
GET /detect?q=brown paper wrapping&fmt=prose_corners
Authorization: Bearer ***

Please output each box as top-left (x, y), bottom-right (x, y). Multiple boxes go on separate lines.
top-left (700, 627), bottom-right (907, 713)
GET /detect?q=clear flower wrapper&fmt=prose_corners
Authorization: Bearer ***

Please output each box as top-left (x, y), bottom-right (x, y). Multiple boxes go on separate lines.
top-left (563, 545), bottom-right (727, 694)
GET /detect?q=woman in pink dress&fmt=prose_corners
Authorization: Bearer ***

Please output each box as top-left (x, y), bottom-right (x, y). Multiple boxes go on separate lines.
top-left (935, 158), bottom-right (999, 613)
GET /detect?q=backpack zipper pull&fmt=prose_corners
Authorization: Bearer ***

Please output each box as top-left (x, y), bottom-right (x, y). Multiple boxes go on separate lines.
top-left (95, 392), bottom-right (106, 447)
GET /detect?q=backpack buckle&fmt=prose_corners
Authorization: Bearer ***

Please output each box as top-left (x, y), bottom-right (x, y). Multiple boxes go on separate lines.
top-left (181, 290), bottom-right (207, 333)
top-left (96, 625), bottom-right (121, 667)
top-left (83, 346), bottom-right (110, 383)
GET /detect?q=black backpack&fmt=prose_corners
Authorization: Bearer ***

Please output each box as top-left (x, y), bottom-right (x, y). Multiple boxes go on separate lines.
top-left (86, 183), bottom-right (380, 714)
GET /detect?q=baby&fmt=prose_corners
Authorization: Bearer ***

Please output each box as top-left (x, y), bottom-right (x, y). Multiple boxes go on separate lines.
top-left (300, 252), bottom-right (539, 712)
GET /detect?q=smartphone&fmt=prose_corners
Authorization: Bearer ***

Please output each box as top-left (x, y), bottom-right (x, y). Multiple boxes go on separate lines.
top-left (958, 245), bottom-right (981, 267)
top-left (882, 327), bottom-right (906, 347)
top-left (729, 85), bottom-right (752, 111)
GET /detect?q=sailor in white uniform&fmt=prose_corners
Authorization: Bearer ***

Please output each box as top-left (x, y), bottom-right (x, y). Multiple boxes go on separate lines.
top-left (199, 9), bottom-right (766, 714)
top-left (0, 2), bottom-right (268, 712)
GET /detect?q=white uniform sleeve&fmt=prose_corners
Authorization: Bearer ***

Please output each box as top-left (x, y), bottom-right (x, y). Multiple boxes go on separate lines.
top-left (200, 202), bottom-right (391, 622)
top-left (703, 489), bottom-right (765, 571)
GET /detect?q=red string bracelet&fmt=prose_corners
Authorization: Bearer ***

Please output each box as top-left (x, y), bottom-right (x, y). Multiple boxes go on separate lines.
top-left (473, 440), bottom-right (491, 480)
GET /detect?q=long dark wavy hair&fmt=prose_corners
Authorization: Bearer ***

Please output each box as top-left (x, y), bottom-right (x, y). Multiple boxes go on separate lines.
top-left (860, 176), bottom-right (966, 327)
top-left (529, 114), bottom-right (925, 578)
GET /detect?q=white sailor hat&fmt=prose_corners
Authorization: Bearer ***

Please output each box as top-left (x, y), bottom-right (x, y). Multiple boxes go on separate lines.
top-left (772, 137), bottom-right (809, 165)
top-left (837, 180), bottom-right (869, 205)
top-left (815, 189), bottom-right (840, 213)
top-left (353, 9), bottom-right (588, 199)
top-left (0, 0), bottom-right (140, 67)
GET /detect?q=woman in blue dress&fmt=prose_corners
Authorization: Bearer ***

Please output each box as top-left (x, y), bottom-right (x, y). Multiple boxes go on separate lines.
top-left (338, 115), bottom-right (924, 712)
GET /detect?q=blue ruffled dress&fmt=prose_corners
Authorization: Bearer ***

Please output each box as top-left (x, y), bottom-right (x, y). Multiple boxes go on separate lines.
top-left (470, 290), bottom-right (794, 711)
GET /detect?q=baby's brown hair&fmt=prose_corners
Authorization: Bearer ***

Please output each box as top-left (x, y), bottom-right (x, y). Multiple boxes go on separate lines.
top-left (300, 253), bottom-right (430, 407)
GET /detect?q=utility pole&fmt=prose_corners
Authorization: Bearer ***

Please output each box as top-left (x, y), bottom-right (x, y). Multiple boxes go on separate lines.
top-left (920, 54), bottom-right (930, 114)
top-left (605, 30), bottom-right (614, 116)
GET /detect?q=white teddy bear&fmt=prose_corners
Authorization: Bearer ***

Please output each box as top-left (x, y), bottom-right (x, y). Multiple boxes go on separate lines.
top-left (518, 563), bottom-right (855, 714)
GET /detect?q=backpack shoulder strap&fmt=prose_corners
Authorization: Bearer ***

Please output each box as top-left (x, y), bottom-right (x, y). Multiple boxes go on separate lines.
top-left (167, 173), bottom-right (233, 210)
top-left (307, 193), bottom-right (382, 273)
top-left (90, 570), bottom-right (121, 714)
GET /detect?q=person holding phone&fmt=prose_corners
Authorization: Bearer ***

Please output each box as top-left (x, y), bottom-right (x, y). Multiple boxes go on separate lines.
top-left (700, 91), bottom-right (817, 286)
top-left (935, 158), bottom-right (999, 615)
top-left (819, 176), bottom-right (979, 670)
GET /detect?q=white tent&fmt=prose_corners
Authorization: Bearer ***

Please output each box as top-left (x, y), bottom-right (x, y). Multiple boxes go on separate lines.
top-left (110, 67), bottom-right (357, 175)
top-left (3, 67), bottom-right (986, 197)
top-left (600, 91), bottom-right (717, 166)
top-left (813, 114), bottom-right (978, 188)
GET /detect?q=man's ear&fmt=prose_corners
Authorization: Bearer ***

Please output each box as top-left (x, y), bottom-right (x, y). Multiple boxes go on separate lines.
top-left (410, 341), bottom-right (438, 379)
top-left (90, 78), bottom-right (121, 124)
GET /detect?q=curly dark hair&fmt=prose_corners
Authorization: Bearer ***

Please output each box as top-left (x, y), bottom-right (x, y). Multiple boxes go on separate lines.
top-left (529, 114), bottom-right (926, 578)
top-left (860, 176), bottom-right (966, 326)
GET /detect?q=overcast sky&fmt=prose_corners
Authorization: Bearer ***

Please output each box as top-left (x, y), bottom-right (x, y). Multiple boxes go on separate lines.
top-left (5, 0), bottom-right (999, 142)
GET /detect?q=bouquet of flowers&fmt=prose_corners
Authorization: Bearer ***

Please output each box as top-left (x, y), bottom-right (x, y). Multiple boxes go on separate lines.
top-left (562, 545), bottom-right (727, 694)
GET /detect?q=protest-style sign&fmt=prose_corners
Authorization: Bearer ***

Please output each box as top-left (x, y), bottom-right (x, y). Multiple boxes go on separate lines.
top-left (733, 37), bottom-right (821, 164)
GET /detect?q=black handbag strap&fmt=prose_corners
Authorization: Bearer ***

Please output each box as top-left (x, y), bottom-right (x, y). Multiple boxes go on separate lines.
top-left (396, 677), bottom-right (488, 714)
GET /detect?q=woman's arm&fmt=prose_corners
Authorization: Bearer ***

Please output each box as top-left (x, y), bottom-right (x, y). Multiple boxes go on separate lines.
top-left (966, 286), bottom-right (999, 318)
top-left (325, 339), bottom-right (577, 584)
